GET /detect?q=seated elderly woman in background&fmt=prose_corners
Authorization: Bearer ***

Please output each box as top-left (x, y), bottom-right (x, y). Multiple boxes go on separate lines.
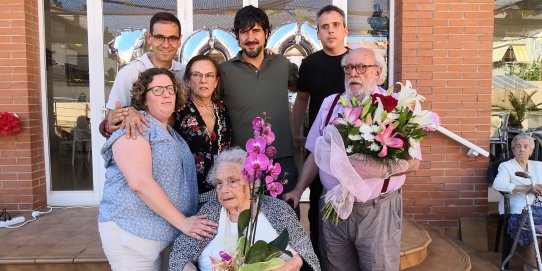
top-left (98, 68), bottom-right (217, 271)
top-left (169, 147), bottom-right (320, 271)
top-left (493, 133), bottom-right (542, 271)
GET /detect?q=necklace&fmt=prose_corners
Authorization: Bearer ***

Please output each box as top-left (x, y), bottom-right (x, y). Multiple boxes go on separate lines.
top-left (192, 97), bottom-right (213, 109)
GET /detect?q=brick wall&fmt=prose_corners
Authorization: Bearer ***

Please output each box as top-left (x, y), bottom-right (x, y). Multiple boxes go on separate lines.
top-left (0, 0), bottom-right (45, 212)
top-left (394, 0), bottom-right (493, 236)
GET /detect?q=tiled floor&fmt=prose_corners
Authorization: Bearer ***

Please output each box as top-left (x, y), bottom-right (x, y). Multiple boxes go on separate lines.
top-left (0, 204), bottom-right (534, 270)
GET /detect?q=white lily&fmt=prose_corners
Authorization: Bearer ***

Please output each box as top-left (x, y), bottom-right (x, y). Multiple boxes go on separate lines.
top-left (396, 80), bottom-right (425, 110)
top-left (408, 138), bottom-right (420, 158)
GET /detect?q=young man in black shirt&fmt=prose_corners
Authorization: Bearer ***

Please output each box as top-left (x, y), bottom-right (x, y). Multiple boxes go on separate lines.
top-left (287, 4), bottom-right (349, 260)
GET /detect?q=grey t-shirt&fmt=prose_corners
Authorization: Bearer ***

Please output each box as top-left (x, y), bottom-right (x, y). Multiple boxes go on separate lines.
top-left (218, 52), bottom-right (298, 158)
top-left (106, 52), bottom-right (186, 109)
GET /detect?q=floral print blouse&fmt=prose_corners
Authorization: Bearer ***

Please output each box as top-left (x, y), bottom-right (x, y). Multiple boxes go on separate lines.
top-left (173, 99), bottom-right (233, 197)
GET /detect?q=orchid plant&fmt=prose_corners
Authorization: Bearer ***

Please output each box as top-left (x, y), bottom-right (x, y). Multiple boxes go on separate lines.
top-left (209, 114), bottom-right (291, 271)
top-left (321, 80), bottom-right (440, 224)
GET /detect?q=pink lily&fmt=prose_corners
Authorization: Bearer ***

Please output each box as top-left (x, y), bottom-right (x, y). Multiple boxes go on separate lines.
top-left (244, 153), bottom-right (269, 174)
top-left (262, 124), bottom-right (275, 144)
top-left (343, 106), bottom-right (363, 124)
top-left (246, 136), bottom-right (266, 154)
top-left (265, 175), bottom-right (284, 197)
top-left (374, 123), bottom-right (404, 157)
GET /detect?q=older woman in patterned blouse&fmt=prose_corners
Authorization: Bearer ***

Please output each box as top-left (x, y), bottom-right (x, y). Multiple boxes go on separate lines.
top-left (173, 55), bottom-right (232, 205)
top-left (169, 147), bottom-right (320, 271)
top-left (98, 68), bottom-right (217, 271)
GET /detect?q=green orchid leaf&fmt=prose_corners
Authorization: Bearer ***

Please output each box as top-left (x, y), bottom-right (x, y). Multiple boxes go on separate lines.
top-left (268, 229), bottom-right (289, 250)
top-left (245, 240), bottom-right (268, 264)
top-left (237, 209), bottom-right (251, 236)
top-left (238, 258), bottom-right (285, 271)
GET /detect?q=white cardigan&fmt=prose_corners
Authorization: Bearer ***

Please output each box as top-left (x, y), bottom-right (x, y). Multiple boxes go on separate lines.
top-left (492, 159), bottom-right (542, 214)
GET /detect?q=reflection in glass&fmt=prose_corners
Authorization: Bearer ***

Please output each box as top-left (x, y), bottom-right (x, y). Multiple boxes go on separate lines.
top-left (259, 0), bottom-right (331, 28)
top-left (193, 0), bottom-right (242, 30)
top-left (492, 1), bottom-right (542, 161)
top-left (103, 1), bottom-right (176, 100)
top-left (44, 0), bottom-right (92, 190)
top-left (347, 0), bottom-right (390, 86)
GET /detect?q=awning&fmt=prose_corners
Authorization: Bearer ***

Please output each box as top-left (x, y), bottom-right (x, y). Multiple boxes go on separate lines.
top-left (511, 45), bottom-right (529, 62)
top-left (493, 46), bottom-right (509, 62)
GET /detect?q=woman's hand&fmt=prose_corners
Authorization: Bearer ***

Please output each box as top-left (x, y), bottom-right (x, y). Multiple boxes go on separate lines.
top-left (273, 254), bottom-right (303, 271)
top-left (120, 107), bottom-right (150, 139)
top-left (179, 214), bottom-right (218, 240)
top-left (534, 184), bottom-right (542, 196)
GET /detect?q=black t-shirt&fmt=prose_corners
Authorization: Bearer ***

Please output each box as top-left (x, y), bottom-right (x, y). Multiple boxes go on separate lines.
top-left (297, 49), bottom-right (349, 127)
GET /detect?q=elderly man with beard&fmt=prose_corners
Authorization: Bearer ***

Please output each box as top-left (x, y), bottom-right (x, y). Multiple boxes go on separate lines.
top-left (218, 6), bottom-right (299, 199)
top-left (283, 48), bottom-right (421, 271)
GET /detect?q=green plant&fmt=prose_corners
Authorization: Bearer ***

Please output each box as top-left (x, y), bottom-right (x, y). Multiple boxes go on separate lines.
top-left (512, 58), bottom-right (541, 81)
top-left (494, 90), bottom-right (542, 127)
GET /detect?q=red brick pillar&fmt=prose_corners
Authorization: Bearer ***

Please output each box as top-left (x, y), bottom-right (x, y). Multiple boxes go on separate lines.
top-left (394, 0), bottom-right (494, 237)
top-left (0, 0), bottom-right (45, 212)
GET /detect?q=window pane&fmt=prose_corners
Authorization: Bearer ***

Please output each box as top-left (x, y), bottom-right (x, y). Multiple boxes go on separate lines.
top-left (347, 0), bottom-right (390, 86)
top-left (492, 1), bottom-right (542, 135)
top-left (193, 0), bottom-right (242, 30)
top-left (259, 0), bottom-right (332, 27)
top-left (103, 1), bottom-right (177, 101)
top-left (44, 0), bottom-right (92, 190)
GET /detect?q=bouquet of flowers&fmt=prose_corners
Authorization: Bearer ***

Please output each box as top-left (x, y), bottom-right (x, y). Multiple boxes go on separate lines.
top-left (209, 114), bottom-right (292, 271)
top-left (0, 112), bottom-right (21, 136)
top-left (316, 81), bottom-right (440, 224)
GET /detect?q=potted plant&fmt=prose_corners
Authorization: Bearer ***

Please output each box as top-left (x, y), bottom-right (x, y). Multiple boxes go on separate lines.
top-left (494, 89), bottom-right (542, 128)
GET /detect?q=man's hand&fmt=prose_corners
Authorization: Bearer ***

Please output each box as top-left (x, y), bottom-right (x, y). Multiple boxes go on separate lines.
top-left (119, 107), bottom-right (150, 139)
top-left (106, 101), bottom-right (129, 133)
top-left (282, 188), bottom-right (304, 209)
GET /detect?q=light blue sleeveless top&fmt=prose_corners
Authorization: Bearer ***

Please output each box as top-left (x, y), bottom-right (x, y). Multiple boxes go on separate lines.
top-left (98, 111), bottom-right (198, 242)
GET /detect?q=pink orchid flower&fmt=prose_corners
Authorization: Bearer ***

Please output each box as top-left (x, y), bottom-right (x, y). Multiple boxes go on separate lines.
top-left (246, 136), bottom-right (266, 154)
top-left (266, 146), bottom-right (277, 157)
top-left (265, 175), bottom-right (284, 197)
top-left (374, 123), bottom-right (404, 157)
top-left (244, 153), bottom-right (269, 174)
top-left (252, 117), bottom-right (265, 131)
top-left (267, 161), bottom-right (281, 178)
top-left (219, 251), bottom-right (233, 262)
top-left (262, 125), bottom-right (275, 144)
top-left (241, 168), bottom-right (254, 184)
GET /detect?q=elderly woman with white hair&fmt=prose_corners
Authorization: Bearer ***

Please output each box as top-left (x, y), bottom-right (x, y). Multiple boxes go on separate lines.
top-left (493, 133), bottom-right (542, 271)
top-left (169, 147), bottom-right (320, 271)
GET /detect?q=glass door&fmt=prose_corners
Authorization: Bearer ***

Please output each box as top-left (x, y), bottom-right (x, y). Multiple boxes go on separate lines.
top-left (44, 0), bottom-right (95, 205)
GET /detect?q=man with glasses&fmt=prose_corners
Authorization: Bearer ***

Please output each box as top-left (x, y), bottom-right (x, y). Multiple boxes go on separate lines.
top-left (218, 6), bottom-right (299, 203)
top-left (100, 12), bottom-right (185, 138)
top-left (290, 5), bottom-right (349, 259)
top-left (284, 48), bottom-right (421, 270)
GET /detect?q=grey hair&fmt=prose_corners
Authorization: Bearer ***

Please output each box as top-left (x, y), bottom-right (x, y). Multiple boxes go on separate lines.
top-left (205, 147), bottom-right (247, 186)
top-left (341, 48), bottom-right (387, 85)
top-left (511, 133), bottom-right (536, 149)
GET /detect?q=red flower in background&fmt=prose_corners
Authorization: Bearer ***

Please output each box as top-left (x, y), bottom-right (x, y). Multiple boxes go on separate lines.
top-left (0, 112), bottom-right (21, 136)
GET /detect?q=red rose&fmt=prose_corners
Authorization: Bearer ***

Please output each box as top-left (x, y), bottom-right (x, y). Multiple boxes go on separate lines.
top-left (0, 112), bottom-right (21, 136)
top-left (371, 93), bottom-right (398, 113)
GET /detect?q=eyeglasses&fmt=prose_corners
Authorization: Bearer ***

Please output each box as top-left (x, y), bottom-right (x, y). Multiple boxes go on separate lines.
top-left (190, 72), bottom-right (217, 80)
top-left (151, 34), bottom-right (180, 45)
top-left (147, 85), bottom-right (177, 96)
top-left (216, 178), bottom-right (243, 190)
top-left (342, 64), bottom-right (379, 75)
